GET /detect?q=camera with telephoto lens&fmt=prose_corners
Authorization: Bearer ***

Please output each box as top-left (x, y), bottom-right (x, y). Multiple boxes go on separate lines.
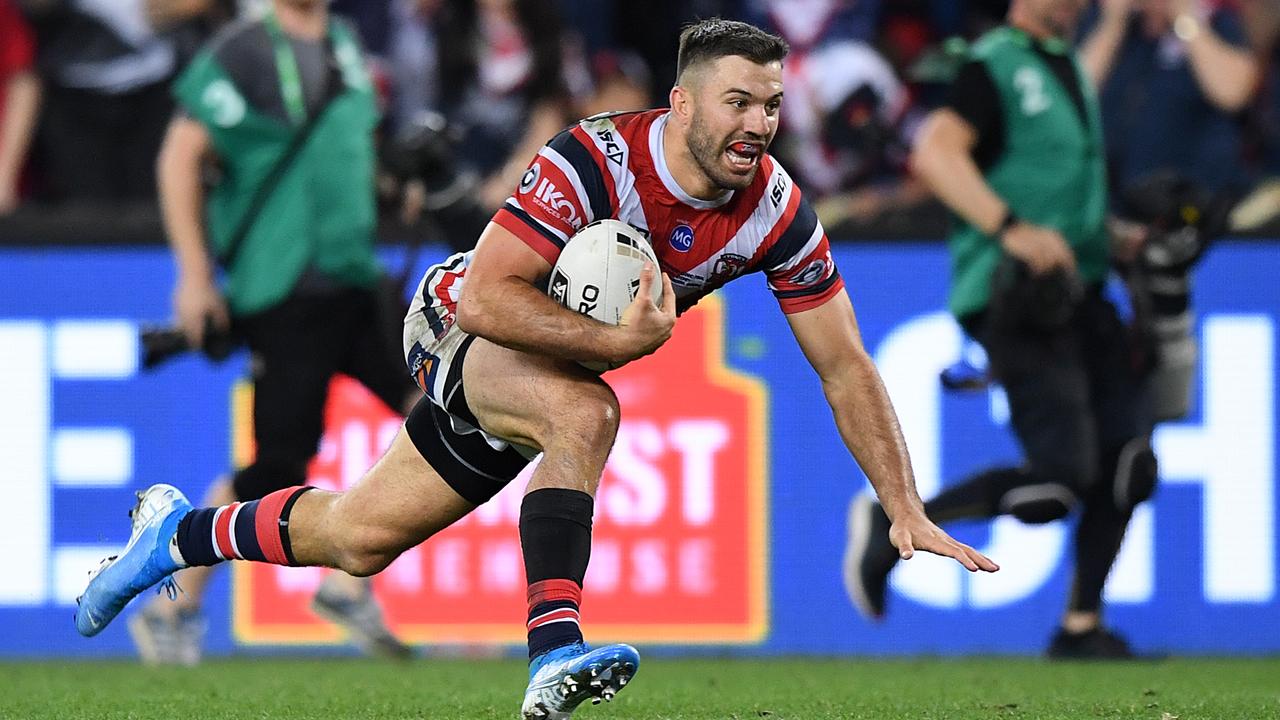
top-left (1120, 172), bottom-right (1233, 421)
top-left (380, 111), bottom-right (490, 250)
top-left (140, 317), bottom-right (238, 370)
top-left (141, 114), bottom-right (486, 370)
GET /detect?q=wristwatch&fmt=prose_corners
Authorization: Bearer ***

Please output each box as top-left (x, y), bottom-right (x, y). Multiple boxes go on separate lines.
top-left (995, 209), bottom-right (1019, 238)
top-left (1174, 13), bottom-right (1202, 42)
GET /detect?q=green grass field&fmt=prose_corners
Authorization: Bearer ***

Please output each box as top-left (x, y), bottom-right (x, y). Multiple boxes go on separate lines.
top-left (2, 657), bottom-right (1277, 719)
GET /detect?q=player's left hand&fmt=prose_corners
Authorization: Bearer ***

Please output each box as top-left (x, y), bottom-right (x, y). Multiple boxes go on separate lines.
top-left (889, 512), bottom-right (1000, 573)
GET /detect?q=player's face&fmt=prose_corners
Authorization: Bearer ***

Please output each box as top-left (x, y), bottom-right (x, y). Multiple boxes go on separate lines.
top-left (685, 56), bottom-right (784, 191)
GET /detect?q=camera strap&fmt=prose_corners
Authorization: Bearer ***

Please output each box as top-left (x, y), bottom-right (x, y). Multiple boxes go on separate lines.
top-left (218, 12), bottom-right (342, 270)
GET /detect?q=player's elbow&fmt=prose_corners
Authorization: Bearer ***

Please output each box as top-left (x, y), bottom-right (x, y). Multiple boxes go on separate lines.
top-left (454, 291), bottom-right (488, 336)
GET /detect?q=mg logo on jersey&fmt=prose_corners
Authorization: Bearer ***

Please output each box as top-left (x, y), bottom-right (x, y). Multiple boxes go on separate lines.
top-left (670, 224), bottom-right (695, 253)
top-left (534, 177), bottom-right (582, 229)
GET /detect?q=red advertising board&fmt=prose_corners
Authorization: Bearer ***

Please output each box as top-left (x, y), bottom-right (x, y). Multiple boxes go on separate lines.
top-left (232, 297), bottom-right (768, 645)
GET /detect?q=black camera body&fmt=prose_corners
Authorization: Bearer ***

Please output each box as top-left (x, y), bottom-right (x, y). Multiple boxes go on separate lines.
top-left (1120, 172), bottom-right (1233, 421)
top-left (140, 318), bottom-right (239, 370)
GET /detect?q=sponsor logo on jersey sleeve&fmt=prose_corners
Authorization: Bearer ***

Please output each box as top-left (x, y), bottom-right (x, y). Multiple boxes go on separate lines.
top-left (789, 258), bottom-right (830, 287)
top-left (515, 158), bottom-right (585, 231)
top-left (519, 164), bottom-right (541, 194)
top-left (594, 127), bottom-right (625, 166)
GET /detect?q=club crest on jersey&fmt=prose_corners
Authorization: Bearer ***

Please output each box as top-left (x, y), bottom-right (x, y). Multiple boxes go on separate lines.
top-left (710, 253), bottom-right (749, 284)
top-left (669, 224), bottom-right (695, 253)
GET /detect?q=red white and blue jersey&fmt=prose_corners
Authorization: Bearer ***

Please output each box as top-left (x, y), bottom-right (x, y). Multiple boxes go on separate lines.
top-left (410, 109), bottom-right (843, 340)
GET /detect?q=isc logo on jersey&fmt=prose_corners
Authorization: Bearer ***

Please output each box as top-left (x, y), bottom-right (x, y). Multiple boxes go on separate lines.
top-left (520, 161), bottom-right (582, 230)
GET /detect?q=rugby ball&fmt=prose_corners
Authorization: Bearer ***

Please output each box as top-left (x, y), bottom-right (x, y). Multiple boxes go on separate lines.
top-left (547, 219), bottom-right (664, 372)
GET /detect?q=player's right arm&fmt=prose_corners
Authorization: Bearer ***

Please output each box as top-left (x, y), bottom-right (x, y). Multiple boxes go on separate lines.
top-left (156, 115), bottom-right (229, 347)
top-left (455, 221), bottom-right (676, 365)
top-left (909, 76), bottom-right (1074, 276)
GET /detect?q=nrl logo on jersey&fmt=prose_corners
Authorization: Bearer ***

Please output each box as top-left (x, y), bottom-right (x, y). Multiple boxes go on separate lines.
top-left (789, 258), bottom-right (829, 286)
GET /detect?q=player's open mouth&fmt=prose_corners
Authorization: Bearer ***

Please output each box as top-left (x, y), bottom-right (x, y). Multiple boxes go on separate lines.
top-left (725, 141), bottom-right (760, 170)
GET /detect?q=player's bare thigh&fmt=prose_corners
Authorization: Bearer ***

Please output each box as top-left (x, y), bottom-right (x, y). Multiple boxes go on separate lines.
top-left (461, 337), bottom-right (620, 494)
top-left (289, 427), bottom-right (476, 571)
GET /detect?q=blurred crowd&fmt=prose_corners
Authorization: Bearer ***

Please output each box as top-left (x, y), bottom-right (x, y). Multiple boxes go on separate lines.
top-left (2, 0), bottom-right (1280, 235)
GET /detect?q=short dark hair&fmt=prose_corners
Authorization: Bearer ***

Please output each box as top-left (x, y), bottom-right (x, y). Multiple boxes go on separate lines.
top-left (675, 18), bottom-right (789, 82)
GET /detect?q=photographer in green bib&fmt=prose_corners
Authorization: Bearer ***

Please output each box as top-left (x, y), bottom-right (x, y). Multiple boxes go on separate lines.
top-left (847, 0), bottom-right (1158, 658)
top-left (131, 0), bottom-right (415, 664)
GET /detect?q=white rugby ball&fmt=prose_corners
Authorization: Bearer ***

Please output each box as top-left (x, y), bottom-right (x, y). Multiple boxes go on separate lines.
top-left (547, 219), bottom-right (664, 372)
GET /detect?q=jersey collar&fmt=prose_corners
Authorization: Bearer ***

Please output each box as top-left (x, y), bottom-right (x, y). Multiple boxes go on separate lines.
top-left (651, 112), bottom-right (735, 210)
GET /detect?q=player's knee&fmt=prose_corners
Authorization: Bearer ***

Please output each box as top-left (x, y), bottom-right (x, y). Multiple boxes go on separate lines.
top-left (340, 552), bottom-right (394, 578)
top-left (999, 482), bottom-right (1077, 523)
top-left (544, 383), bottom-right (620, 453)
top-left (1112, 437), bottom-right (1158, 512)
top-left (335, 525), bottom-right (404, 577)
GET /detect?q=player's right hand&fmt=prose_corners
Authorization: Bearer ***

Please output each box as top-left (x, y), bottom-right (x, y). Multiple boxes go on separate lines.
top-left (890, 510), bottom-right (1000, 573)
top-left (614, 263), bottom-right (676, 362)
top-left (174, 274), bottom-right (230, 349)
top-left (1000, 222), bottom-right (1077, 276)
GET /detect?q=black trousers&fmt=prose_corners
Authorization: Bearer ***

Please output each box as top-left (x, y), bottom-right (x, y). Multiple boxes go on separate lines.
top-left (230, 286), bottom-right (416, 500)
top-left (963, 289), bottom-right (1152, 497)
top-left (957, 289), bottom-right (1155, 614)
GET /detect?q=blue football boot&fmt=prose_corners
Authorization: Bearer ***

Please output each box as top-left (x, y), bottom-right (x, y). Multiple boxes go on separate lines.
top-left (521, 641), bottom-right (640, 719)
top-left (75, 484), bottom-right (192, 637)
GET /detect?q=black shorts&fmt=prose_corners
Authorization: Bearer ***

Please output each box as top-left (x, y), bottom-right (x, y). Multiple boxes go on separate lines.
top-left (402, 336), bottom-right (531, 504)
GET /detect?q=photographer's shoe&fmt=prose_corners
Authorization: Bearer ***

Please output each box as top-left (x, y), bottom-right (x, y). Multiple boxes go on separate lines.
top-left (1046, 627), bottom-right (1136, 660)
top-left (521, 642), bottom-right (640, 719)
top-left (843, 493), bottom-right (898, 620)
top-left (311, 575), bottom-right (413, 660)
top-left (128, 605), bottom-right (206, 666)
top-left (76, 484), bottom-right (192, 637)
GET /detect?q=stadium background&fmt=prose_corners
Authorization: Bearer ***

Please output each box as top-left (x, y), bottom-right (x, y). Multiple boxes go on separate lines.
top-left (0, 241), bottom-right (1275, 658)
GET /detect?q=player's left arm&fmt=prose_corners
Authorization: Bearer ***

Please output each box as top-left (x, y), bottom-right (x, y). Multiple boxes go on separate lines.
top-left (785, 290), bottom-right (998, 573)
